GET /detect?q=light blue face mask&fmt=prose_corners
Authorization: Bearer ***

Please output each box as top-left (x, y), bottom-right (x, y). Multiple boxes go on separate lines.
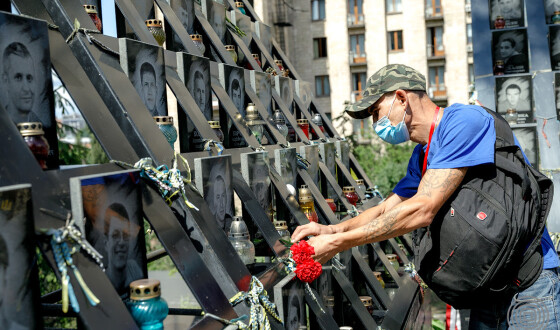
top-left (373, 96), bottom-right (410, 144)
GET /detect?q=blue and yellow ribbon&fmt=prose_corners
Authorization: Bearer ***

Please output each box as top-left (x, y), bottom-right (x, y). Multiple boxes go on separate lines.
top-left (229, 276), bottom-right (283, 329)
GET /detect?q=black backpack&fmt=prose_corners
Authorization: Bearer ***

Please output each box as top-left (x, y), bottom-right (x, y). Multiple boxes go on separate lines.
top-left (412, 108), bottom-right (554, 309)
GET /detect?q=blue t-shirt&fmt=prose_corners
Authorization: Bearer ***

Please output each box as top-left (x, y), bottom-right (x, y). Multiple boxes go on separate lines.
top-left (393, 103), bottom-right (559, 269)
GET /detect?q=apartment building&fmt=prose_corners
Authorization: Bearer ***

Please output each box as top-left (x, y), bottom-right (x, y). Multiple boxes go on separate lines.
top-left (253, 0), bottom-right (474, 142)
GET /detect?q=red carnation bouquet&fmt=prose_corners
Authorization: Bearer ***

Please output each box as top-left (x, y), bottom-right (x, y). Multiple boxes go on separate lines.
top-left (285, 240), bottom-right (322, 283)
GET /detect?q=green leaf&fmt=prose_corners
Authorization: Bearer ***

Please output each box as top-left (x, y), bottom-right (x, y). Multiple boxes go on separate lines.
top-left (279, 238), bottom-right (293, 247)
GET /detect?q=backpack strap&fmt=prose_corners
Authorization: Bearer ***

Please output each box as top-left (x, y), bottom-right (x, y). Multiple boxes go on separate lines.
top-left (481, 107), bottom-right (516, 149)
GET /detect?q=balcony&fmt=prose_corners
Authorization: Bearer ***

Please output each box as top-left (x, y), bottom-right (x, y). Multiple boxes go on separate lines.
top-left (428, 86), bottom-right (447, 99)
top-left (349, 52), bottom-right (367, 64)
top-left (347, 14), bottom-right (365, 27)
top-left (425, 7), bottom-right (443, 19)
top-left (426, 44), bottom-right (445, 59)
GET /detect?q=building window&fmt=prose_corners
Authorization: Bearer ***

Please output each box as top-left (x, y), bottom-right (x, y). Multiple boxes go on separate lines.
top-left (468, 64), bottom-right (474, 84)
top-left (429, 66), bottom-right (446, 98)
top-left (350, 34), bottom-right (366, 63)
top-left (426, 0), bottom-right (442, 17)
top-left (427, 26), bottom-right (444, 57)
top-left (388, 31), bottom-right (403, 51)
top-left (386, 0), bottom-right (402, 13)
top-left (466, 23), bottom-right (472, 45)
top-left (348, 0), bottom-right (364, 25)
top-left (352, 72), bottom-right (367, 101)
top-left (313, 38), bottom-right (328, 58)
top-left (311, 0), bottom-right (325, 20)
top-left (315, 75), bottom-right (330, 97)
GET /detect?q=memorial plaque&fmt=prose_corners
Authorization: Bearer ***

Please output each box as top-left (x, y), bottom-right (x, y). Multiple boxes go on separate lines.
top-left (495, 75), bottom-right (533, 124)
top-left (241, 151), bottom-right (272, 220)
top-left (336, 140), bottom-right (351, 170)
top-left (194, 154), bottom-right (234, 232)
top-left (512, 125), bottom-right (539, 167)
top-left (0, 184), bottom-right (41, 329)
top-left (489, 0), bottom-right (525, 29)
top-left (119, 38), bottom-right (168, 116)
top-left (296, 80), bottom-right (314, 111)
top-left (300, 144), bottom-right (320, 186)
top-left (492, 29), bottom-right (529, 75)
top-left (168, 0), bottom-right (196, 51)
top-left (280, 77), bottom-right (294, 112)
top-left (555, 72), bottom-right (560, 120)
top-left (235, 12), bottom-right (253, 48)
top-left (0, 12), bottom-right (58, 168)
top-left (255, 21), bottom-right (272, 55)
top-left (224, 64), bottom-right (246, 115)
top-left (274, 147), bottom-right (298, 194)
top-left (549, 26), bottom-right (560, 70)
top-left (273, 274), bottom-right (307, 330)
top-left (319, 142), bottom-right (337, 200)
top-left (203, 0), bottom-right (227, 43)
top-left (251, 71), bottom-right (273, 117)
top-left (70, 170), bottom-right (147, 297)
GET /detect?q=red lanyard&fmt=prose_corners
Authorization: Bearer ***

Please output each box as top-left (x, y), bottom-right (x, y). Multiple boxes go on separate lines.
top-left (422, 106), bottom-right (440, 177)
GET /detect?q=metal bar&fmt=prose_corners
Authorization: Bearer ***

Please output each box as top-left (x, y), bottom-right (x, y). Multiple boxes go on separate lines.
top-left (336, 158), bottom-right (366, 201)
top-left (271, 88), bottom-right (309, 143)
top-left (293, 94), bottom-right (327, 140)
top-left (146, 248), bottom-right (168, 263)
top-left (113, 0), bottom-right (160, 45)
top-left (41, 290), bottom-right (62, 304)
top-left (229, 29), bottom-right (262, 73)
top-left (269, 166), bottom-right (310, 226)
top-left (154, 0), bottom-right (203, 55)
top-left (271, 38), bottom-right (302, 80)
top-left (318, 162), bottom-right (353, 211)
top-left (195, 9), bottom-right (236, 66)
top-left (244, 85), bottom-right (287, 144)
top-left (304, 286), bottom-right (340, 329)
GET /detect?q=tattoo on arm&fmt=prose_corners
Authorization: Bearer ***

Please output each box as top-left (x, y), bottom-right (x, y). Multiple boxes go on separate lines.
top-left (362, 205), bottom-right (403, 241)
top-left (416, 168), bottom-right (466, 203)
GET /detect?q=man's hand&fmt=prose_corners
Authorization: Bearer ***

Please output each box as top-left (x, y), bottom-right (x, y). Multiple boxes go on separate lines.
top-left (307, 234), bottom-right (341, 264)
top-left (291, 222), bottom-right (336, 243)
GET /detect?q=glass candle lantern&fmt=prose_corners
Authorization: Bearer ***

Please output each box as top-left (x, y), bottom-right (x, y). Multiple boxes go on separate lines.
top-left (325, 198), bottom-right (337, 213)
top-left (553, 11), bottom-right (560, 24)
top-left (153, 116), bottom-right (177, 148)
top-left (339, 327), bottom-right (353, 330)
top-left (299, 185), bottom-right (319, 223)
top-left (359, 296), bottom-right (374, 315)
top-left (274, 59), bottom-right (284, 71)
top-left (252, 54), bottom-right (262, 68)
top-left (17, 122), bottom-right (49, 170)
top-left (311, 112), bottom-right (325, 139)
top-left (494, 60), bottom-right (505, 76)
top-left (146, 19), bottom-right (165, 47)
top-left (83, 5), bottom-right (102, 32)
top-left (245, 103), bottom-right (265, 144)
top-left (494, 15), bottom-right (505, 29)
top-left (505, 109), bottom-right (518, 125)
top-left (297, 118), bottom-right (310, 139)
top-left (207, 120), bottom-right (224, 143)
top-left (343, 186), bottom-right (359, 206)
top-left (373, 271), bottom-right (385, 288)
top-left (225, 45), bottom-right (238, 64)
top-left (190, 34), bottom-right (206, 54)
top-left (387, 253), bottom-right (399, 271)
top-left (235, 1), bottom-right (247, 15)
top-left (274, 220), bottom-right (291, 241)
top-left (273, 109), bottom-right (289, 141)
top-left (228, 217), bottom-right (255, 265)
top-left (355, 179), bottom-right (366, 195)
top-left (126, 279), bottom-right (169, 330)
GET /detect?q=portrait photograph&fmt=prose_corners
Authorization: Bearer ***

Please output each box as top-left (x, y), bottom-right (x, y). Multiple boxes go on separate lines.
top-left (0, 12), bottom-right (58, 168)
top-left (71, 170), bottom-right (147, 297)
top-left (194, 155), bottom-right (234, 232)
top-left (178, 53), bottom-right (212, 120)
top-left (251, 71), bottom-right (273, 117)
top-left (300, 144), bottom-right (320, 187)
top-left (492, 29), bottom-right (529, 75)
top-left (204, 0), bottom-right (227, 43)
top-left (279, 77), bottom-right (294, 112)
top-left (495, 75), bottom-right (533, 124)
top-left (555, 72), bottom-right (560, 119)
top-left (0, 184), bottom-right (41, 329)
top-left (489, 0), bottom-right (525, 29)
top-left (320, 142), bottom-right (338, 201)
top-left (275, 148), bottom-right (298, 196)
top-left (168, 0), bottom-right (196, 51)
top-left (297, 81), bottom-right (314, 111)
top-left (550, 26), bottom-right (560, 71)
top-left (255, 22), bottom-right (272, 55)
top-left (512, 126), bottom-right (539, 167)
top-left (241, 152), bottom-right (272, 219)
top-left (544, 0), bottom-right (560, 24)
top-left (119, 38), bottom-right (167, 116)
top-left (235, 12), bottom-right (253, 48)
top-left (224, 64), bottom-right (246, 115)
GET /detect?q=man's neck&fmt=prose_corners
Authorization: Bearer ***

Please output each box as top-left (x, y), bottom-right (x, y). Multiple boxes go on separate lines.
top-left (410, 99), bottom-right (441, 145)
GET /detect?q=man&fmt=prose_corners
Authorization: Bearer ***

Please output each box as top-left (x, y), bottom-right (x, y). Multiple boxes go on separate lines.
top-left (291, 64), bottom-right (560, 328)
top-left (497, 0), bottom-right (521, 20)
top-left (139, 62), bottom-right (158, 116)
top-left (498, 38), bottom-right (527, 74)
top-left (257, 74), bottom-right (272, 115)
top-left (230, 78), bottom-right (244, 114)
top-left (104, 203), bottom-right (142, 296)
top-left (498, 83), bottom-right (530, 113)
top-left (2, 42), bottom-right (38, 124)
top-left (191, 69), bottom-right (210, 118)
top-left (209, 2), bottom-right (225, 42)
top-left (251, 157), bottom-right (271, 213)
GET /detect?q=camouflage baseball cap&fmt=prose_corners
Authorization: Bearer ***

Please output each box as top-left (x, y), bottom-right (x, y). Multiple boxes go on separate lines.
top-left (346, 64), bottom-right (426, 119)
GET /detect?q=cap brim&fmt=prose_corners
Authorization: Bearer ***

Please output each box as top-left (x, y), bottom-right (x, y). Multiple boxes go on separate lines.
top-left (345, 93), bottom-right (382, 119)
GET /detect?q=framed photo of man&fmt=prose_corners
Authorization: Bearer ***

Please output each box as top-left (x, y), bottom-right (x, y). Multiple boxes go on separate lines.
top-left (274, 147), bottom-right (298, 197)
top-left (224, 64), bottom-right (246, 115)
top-left (251, 71), bottom-right (273, 117)
top-left (0, 184), bottom-right (41, 329)
top-left (299, 144), bottom-right (320, 187)
top-left (492, 29), bottom-right (529, 75)
top-left (167, 0), bottom-right (196, 51)
top-left (550, 26), bottom-right (560, 71)
top-left (0, 12), bottom-right (58, 168)
top-left (296, 80), bottom-right (314, 111)
top-left (489, 0), bottom-right (525, 29)
top-left (119, 38), bottom-right (167, 116)
top-left (319, 142), bottom-right (338, 202)
top-left (70, 170), bottom-right (147, 297)
top-left (495, 75), bottom-right (533, 124)
top-left (273, 274), bottom-right (307, 330)
top-left (241, 151), bottom-right (273, 221)
top-left (203, 0), bottom-right (227, 44)
top-left (544, 0), bottom-right (560, 24)
top-left (555, 73), bottom-right (560, 120)
top-left (194, 154), bottom-right (234, 232)
top-left (512, 125), bottom-right (539, 168)
top-left (279, 77), bottom-right (294, 113)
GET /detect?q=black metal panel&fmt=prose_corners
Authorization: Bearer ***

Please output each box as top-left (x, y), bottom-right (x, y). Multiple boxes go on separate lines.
top-left (228, 28), bottom-right (262, 71)
top-left (304, 286), bottom-right (340, 329)
top-left (351, 248), bottom-right (391, 309)
top-left (195, 9), bottom-right (236, 66)
top-left (380, 276), bottom-right (421, 330)
top-left (154, 0), bottom-right (202, 55)
top-left (114, 0), bottom-right (160, 45)
top-left (271, 88), bottom-right (309, 143)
